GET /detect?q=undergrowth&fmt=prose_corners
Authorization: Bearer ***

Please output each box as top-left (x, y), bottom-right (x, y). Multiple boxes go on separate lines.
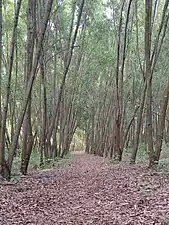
top-left (12, 149), bottom-right (71, 176)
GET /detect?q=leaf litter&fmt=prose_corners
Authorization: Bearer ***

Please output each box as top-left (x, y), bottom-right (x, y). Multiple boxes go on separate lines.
top-left (0, 154), bottom-right (169, 224)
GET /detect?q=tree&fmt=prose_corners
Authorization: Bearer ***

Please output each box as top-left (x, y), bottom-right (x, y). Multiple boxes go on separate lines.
top-left (0, 0), bottom-right (22, 179)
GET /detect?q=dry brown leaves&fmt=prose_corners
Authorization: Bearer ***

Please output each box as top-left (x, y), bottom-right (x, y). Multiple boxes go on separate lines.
top-left (0, 154), bottom-right (169, 225)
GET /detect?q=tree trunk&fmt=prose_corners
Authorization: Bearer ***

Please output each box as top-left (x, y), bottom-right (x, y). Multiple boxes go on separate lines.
top-left (144, 0), bottom-right (155, 167)
top-left (154, 81), bottom-right (169, 164)
top-left (7, 0), bottom-right (54, 178)
top-left (130, 83), bottom-right (147, 164)
top-left (47, 0), bottom-right (85, 145)
top-left (20, 0), bottom-right (36, 175)
top-left (0, 0), bottom-right (22, 179)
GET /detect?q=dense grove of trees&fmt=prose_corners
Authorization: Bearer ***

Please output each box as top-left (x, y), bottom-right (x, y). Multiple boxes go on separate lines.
top-left (0, 0), bottom-right (169, 179)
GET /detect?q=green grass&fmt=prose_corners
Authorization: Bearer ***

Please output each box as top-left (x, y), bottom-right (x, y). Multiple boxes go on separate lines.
top-left (11, 149), bottom-right (72, 175)
top-left (124, 143), bottom-right (169, 165)
top-left (136, 144), bottom-right (149, 163)
top-left (9, 142), bottom-right (169, 177)
top-left (123, 144), bottom-right (148, 163)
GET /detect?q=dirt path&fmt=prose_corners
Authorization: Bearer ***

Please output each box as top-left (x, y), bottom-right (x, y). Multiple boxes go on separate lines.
top-left (0, 154), bottom-right (169, 225)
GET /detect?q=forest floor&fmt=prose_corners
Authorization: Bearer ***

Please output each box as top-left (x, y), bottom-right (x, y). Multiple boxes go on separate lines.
top-left (0, 153), bottom-right (169, 225)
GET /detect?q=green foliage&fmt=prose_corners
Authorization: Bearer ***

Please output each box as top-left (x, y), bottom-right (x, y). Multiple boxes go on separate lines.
top-left (164, 216), bottom-right (169, 225)
top-left (136, 145), bottom-right (149, 163)
top-left (12, 149), bottom-right (72, 175)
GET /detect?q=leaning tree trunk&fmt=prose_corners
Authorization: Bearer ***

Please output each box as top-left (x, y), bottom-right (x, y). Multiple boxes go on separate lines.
top-left (154, 81), bottom-right (169, 164)
top-left (7, 0), bottom-right (54, 179)
top-left (20, 0), bottom-right (36, 175)
top-left (148, 0), bottom-right (169, 166)
top-left (145, 0), bottom-right (154, 167)
top-left (0, 0), bottom-right (4, 177)
top-left (0, 0), bottom-right (22, 179)
top-left (47, 0), bottom-right (85, 146)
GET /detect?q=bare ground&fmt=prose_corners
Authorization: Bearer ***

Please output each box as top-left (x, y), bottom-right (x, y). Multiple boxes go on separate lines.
top-left (0, 153), bottom-right (169, 225)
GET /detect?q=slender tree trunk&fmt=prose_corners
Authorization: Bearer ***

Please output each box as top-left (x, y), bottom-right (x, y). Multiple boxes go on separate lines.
top-left (40, 54), bottom-right (47, 163)
top-left (0, 0), bottom-right (22, 179)
top-left (0, 0), bottom-right (4, 176)
top-left (7, 0), bottom-right (53, 178)
top-left (130, 83), bottom-right (147, 164)
top-left (113, 0), bottom-right (125, 161)
top-left (154, 81), bottom-right (169, 164)
top-left (47, 0), bottom-right (85, 145)
top-left (20, 0), bottom-right (36, 175)
top-left (121, 105), bottom-right (139, 152)
top-left (145, 0), bottom-right (154, 167)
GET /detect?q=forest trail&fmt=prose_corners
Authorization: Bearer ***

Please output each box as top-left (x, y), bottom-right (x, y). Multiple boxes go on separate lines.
top-left (1, 153), bottom-right (169, 225)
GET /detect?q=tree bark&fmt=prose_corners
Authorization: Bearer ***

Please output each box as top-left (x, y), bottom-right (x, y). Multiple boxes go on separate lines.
top-left (145, 0), bottom-right (154, 167)
top-left (154, 81), bottom-right (169, 164)
top-left (0, 0), bottom-right (22, 179)
top-left (130, 83), bottom-right (147, 164)
top-left (20, 0), bottom-right (36, 175)
top-left (47, 0), bottom-right (85, 145)
top-left (7, 0), bottom-right (53, 178)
